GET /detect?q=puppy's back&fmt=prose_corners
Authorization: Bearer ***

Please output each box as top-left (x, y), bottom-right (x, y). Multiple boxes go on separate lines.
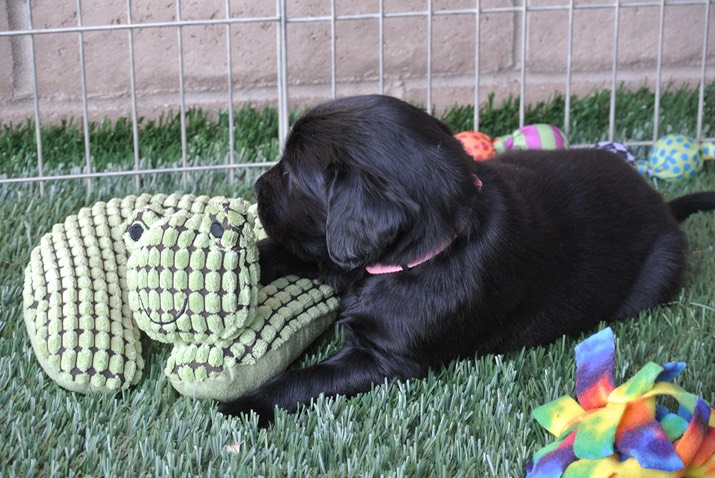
top-left (470, 148), bottom-right (686, 349)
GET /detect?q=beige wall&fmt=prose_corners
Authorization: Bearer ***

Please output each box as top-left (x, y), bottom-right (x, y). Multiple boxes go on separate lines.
top-left (1, 0), bottom-right (713, 124)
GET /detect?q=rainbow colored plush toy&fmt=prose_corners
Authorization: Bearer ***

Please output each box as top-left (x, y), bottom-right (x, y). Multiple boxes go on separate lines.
top-left (493, 124), bottom-right (569, 153)
top-left (636, 134), bottom-right (715, 181)
top-left (527, 327), bottom-right (714, 477)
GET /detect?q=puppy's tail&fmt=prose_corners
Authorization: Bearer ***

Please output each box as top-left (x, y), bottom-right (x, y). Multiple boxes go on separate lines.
top-left (669, 192), bottom-right (715, 222)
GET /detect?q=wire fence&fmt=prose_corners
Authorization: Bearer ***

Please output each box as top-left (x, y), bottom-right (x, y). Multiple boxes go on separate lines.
top-left (0, 0), bottom-right (713, 194)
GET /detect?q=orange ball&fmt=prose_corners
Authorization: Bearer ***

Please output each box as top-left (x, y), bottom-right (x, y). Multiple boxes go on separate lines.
top-left (455, 131), bottom-right (496, 161)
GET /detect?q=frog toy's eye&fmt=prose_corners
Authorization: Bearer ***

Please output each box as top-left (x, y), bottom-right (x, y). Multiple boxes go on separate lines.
top-left (129, 223), bottom-right (144, 241)
top-left (210, 221), bottom-right (224, 238)
top-left (126, 205), bottom-right (165, 245)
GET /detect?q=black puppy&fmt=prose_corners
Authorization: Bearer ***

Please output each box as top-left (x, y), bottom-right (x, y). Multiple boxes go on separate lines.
top-left (219, 94), bottom-right (715, 426)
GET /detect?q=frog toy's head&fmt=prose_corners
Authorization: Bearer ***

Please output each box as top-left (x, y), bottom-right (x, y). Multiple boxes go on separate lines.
top-left (124, 198), bottom-right (260, 345)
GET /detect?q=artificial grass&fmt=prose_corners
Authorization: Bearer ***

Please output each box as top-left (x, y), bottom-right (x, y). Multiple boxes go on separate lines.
top-left (1, 86), bottom-right (714, 477)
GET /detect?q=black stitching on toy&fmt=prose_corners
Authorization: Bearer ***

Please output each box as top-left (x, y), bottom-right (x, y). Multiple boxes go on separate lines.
top-left (140, 296), bottom-right (188, 326)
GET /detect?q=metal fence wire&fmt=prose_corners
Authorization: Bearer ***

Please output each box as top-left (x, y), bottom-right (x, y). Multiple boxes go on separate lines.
top-left (0, 0), bottom-right (713, 193)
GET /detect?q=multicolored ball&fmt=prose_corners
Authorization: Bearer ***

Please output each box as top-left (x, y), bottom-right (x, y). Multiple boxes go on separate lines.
top-left (637, 134), bottom-right (703, 181)
top-left (454, 131), bottom-right (496, 161)
top-left (594, 141), bottom-right (637, 166)
top-left (493, 124), bottom-right (569, 153)
top-left (702, 141), bottom-right (715, 160)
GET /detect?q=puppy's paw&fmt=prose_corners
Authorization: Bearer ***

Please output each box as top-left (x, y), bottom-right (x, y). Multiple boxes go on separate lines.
top-left (218, 394), bottom-right (276, 428)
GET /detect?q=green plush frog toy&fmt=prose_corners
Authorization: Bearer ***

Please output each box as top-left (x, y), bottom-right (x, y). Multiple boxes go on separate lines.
top-left (23, 194), bottom-right (339, 401)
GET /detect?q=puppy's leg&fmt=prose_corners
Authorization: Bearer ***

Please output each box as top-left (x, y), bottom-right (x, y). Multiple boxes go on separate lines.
top-left (614, 230), bottom-right (686, 319)
top-left (218, 344), bottom-right (413, 427)
top-left (257, 238), bottom-right (320, 284)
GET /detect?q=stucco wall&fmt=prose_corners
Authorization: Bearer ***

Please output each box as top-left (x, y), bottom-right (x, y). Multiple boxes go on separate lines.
top-left (1, 0), bottom-right (713, 124)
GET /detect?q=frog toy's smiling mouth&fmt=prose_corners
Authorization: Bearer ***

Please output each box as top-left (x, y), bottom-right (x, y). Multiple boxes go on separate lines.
top-left (139, 296), bottom-right (188, 326)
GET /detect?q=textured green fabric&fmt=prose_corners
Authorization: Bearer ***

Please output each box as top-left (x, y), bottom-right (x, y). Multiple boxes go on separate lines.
top-left (23, 194), bottom-right (339, 400)
top-left (125, 199), bottom-right (260, 345)
top-left (168, 276), bottom-right (338, 401)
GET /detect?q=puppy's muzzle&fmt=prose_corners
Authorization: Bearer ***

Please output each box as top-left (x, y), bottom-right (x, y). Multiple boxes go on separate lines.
top-left (253, 180), bottom-right (262, 200)
top-left (253, 173), bottom-right (268, 200)
top-left (253, 166), bottom-right (279, 200)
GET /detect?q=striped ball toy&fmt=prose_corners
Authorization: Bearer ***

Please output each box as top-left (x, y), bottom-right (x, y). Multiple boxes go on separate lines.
top-left (493, 124), bottom-right (569, 153)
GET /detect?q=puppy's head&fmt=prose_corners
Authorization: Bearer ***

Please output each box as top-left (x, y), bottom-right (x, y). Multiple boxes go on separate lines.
top-left (255, 95), bottom-right (479, 271)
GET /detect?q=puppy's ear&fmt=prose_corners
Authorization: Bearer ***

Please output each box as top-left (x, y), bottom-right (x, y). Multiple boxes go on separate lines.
top-left (326, 168), bottom-right (420, 270)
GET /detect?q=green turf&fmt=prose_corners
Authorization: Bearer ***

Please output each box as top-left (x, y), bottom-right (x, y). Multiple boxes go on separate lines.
top-left (1, 86), bottom-right (714, 477)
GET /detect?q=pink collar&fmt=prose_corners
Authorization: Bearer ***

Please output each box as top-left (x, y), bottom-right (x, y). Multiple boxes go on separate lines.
top-left (365, 175), bottom-right (482, 275)
top-left (365, 234), bottom-right (459, 274)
